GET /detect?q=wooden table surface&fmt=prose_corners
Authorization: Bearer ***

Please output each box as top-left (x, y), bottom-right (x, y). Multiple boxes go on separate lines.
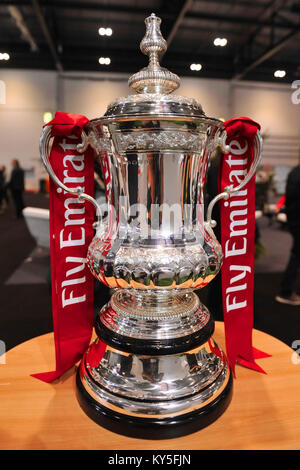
top-left (0, 322), bottom-right (299, 450)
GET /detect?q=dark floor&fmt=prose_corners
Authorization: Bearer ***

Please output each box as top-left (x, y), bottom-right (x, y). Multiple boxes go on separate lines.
top-left (0, 193), bottom-right (299, 352)
top-left (253, 217), bottom-right (300, 347)
top-left (0, 193), bottom-right (52, 351)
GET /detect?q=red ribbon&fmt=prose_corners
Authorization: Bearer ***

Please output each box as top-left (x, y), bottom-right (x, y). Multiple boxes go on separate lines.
top-left (219, 117), bottom-right (271, 376)
top-left (32, 112), bottom-right (95, 382)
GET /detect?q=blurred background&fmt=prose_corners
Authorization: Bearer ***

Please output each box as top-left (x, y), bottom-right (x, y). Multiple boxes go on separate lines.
top-left (0, 0), bottom-right (299, 352)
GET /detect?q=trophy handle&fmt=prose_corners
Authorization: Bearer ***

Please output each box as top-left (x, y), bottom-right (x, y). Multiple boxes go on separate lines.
top-left (206, 129), bottom-right (263, 228)
top-left (39, 125), bottom-right (102, 227)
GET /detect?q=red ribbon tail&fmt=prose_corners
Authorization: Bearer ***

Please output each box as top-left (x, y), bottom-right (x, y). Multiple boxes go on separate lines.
top-left (31, 369), bottom-right (71, 383)
top-left (228, 346), bottom-right (271, 377)
top-left (236, 346), bottom-right (272, 375)
top-left (237, 356), bottom-right (267, 375)
top-left (252, 346), bottom-right (272, 359)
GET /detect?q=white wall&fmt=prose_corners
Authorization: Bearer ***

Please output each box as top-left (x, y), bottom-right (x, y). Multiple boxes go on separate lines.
top-left (62, 72), bottom-right (129, 118)
top-left (232, 81), bottom-right (300, 136)
top-left (0, 70), bottom-right (57, 189)
top-left (0, 69), bottom-right (299, 190)
top-left (179, 77), bottom-right (231, 120)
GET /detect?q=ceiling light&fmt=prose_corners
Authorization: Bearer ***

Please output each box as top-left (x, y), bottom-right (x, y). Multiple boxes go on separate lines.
top-left (214, 37), bottom-right (227, 47)
top-left (99, 57), bottom-right (111, 65)
top-left (274, 70), bottom-right (286, 78)
top-left (0, 53), bottom-right (10, 61)
top-left (190, 63), bottom-right (202, 71)
top-left (98, 27), bottom-right (113, 36)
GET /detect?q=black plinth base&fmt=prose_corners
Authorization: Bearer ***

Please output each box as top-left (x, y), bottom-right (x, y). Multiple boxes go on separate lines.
top-left (76, 368), bottom-right (233, 440)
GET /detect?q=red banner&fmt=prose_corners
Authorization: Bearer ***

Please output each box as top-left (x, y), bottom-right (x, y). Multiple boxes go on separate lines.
top-left (32, 112), bottom-right (95, 383)
top-left (219, 117), bottom-right (271, 376)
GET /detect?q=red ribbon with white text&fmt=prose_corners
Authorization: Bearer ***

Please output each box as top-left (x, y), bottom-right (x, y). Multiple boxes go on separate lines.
top-left (32, 112), bottom-right (95, 382)
top-left (219, 117), bottom-right (271, 376)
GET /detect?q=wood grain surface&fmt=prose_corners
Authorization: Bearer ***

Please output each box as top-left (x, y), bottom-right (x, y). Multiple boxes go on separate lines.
top-left (0, 322), bottom-right (299, 450)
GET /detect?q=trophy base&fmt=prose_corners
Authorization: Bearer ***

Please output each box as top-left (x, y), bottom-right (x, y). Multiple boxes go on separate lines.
top-left (76, 335), bottom-right (233, 439)
top-left (76, 367), bottom-right (232, 439)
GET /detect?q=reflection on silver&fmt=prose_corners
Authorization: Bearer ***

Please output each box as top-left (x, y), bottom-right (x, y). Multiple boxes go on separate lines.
top-left (86, 113), bottom-right (224, 290)
top-left (80, 338), bottom-right (230, 418)
top-left (101, 290), bottom-right (210, 340)
top-left (128, 14), bottom-right (180, 95)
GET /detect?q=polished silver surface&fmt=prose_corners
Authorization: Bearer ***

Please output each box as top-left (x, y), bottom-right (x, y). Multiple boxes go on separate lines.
top-left (103, 13), bottom-right (205, 119)
top-left (80, 338), bottom-right (230, 418)
top-left (128, 13), bottom-right (180, 95)
top-left (86, 117), bottom-right (223, 290)
top-left (40, 13), bottom-right (262, 295)
top-left (103, 93), bottom-right (206, 119)
top-left (40, 13), bottom-right (260, 427)
top-left (83, 14), bottom-right (261, 291)
top-left (100, 290), bottom-right (210, 340)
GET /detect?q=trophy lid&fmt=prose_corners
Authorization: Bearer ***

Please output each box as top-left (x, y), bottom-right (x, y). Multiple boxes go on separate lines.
top-left (104, 13), bottom-right (206, 119)
top-left (128, 13), bottom-right (180, 95)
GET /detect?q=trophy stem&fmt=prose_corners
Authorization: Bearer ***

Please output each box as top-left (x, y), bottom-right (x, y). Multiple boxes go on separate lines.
top-left (96, 290), bottom-right (215, 355)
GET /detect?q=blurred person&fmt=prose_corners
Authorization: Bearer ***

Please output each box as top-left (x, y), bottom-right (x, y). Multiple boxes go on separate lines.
top-left (2, 165), bottom-right (9, 208)
top-left (275, 164), bottom-right (300, 306)
top-left (9, 159), bottom-right (25, 219)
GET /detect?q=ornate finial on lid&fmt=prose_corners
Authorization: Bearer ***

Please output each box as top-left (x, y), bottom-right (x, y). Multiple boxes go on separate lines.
top-left (128, 13), bottom-right (180, 95)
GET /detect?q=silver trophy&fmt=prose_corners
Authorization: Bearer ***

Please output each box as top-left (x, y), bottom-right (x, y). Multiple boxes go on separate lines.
top-left (40, 14), bottom-right (262, 438)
